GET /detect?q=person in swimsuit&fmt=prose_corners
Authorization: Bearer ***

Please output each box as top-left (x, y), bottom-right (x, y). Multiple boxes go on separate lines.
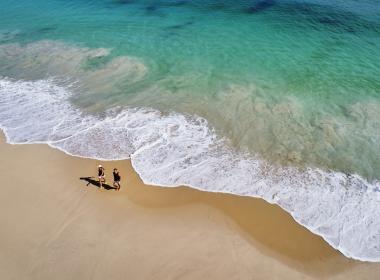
top-left (98, 165), bottom-right (105, 188)
top-left (113, 168), bottom-right (121, 191)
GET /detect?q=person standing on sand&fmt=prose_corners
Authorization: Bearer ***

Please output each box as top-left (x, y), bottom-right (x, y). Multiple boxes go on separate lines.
top-left (98, 165), bottom-right (105, 188)
top-left (113, 168), bottom-right (121, 191)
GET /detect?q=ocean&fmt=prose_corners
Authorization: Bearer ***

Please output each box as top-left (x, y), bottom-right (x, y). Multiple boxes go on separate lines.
top-left (0, 0), bottom-right (379, 261)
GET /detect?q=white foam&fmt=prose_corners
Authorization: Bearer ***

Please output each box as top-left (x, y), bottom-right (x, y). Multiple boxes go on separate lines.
top-left (1, 77), bottom-right (380, 262)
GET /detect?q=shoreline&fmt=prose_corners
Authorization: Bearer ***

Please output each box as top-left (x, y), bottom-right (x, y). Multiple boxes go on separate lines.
top-left (1, 131), bottom-right (380, 279)
top-left (1, 76), bottom-right (380, 262)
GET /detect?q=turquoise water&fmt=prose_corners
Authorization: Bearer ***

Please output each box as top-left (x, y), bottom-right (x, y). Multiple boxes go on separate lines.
top-left (1, 0), bottom-right (379, 180)
top-left (1, 0), bottom-right (380, 261)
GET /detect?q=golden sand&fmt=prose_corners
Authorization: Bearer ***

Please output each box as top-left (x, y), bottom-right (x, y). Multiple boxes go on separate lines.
top-left (0, 133), bottom-right (379, 279)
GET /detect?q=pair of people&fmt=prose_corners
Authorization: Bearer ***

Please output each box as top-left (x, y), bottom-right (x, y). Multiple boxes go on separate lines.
top-left (98, 165), bottom-right (121, 191)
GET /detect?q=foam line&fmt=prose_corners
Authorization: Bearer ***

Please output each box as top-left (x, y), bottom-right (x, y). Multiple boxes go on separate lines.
top-left (0, 77), bottom-right (379, 262)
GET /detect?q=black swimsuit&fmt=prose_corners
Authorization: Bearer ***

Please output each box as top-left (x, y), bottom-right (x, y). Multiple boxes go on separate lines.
top-left (98, 168), bottom-right (104, 176)
top-left (113, 172), bottom-right (121, 181)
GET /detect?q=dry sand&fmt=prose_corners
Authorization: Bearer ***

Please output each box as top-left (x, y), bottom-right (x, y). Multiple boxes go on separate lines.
top-left (0, 132), bottom-right (379, 279)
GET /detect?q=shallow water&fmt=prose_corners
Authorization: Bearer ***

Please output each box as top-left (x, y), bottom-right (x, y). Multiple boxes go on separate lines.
top-left (0, 0), bottom-right (380, 261)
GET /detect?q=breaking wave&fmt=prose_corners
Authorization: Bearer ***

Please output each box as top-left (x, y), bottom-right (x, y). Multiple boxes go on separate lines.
top-left (1, 77), bottom-right (380, 262)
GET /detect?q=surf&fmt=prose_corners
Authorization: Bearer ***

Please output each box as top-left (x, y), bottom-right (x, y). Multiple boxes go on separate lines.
top-left (1, 76), bottom-right (380, 262)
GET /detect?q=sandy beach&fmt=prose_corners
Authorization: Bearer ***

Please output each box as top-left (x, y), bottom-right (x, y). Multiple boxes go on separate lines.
top-left (0, 132), bottom-right (379, 280)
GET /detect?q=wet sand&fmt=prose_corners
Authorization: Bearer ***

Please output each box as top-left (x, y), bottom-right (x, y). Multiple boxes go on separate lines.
top-left (0, 133), bottom-right (379, 279)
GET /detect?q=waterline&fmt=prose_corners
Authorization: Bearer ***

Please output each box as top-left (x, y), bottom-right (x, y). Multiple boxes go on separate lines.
top-left (1, 77), bottom-right (380, 261)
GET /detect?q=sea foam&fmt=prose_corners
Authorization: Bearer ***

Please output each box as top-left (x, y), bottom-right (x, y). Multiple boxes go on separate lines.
top-left (0, 77), bottom-right (380, 262)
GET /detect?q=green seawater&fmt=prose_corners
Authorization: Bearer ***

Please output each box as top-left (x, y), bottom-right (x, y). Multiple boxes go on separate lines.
top-left (1, 0), bottom-right (380, 180)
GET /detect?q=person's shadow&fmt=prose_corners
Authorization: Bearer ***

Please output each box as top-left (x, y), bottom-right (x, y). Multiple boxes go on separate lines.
top-left (80, 177), bottom-right (116, 190)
